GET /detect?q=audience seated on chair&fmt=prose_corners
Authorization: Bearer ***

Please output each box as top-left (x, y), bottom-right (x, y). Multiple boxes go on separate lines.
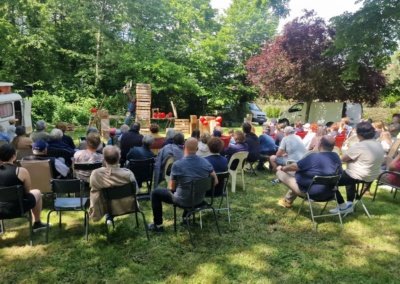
top-left (222, 130), bottom-right (248, 162)
top-left (294, 120), bottom-right (303, 132)
top-left (379, 153), bottom-right (400, 187)
top-left (55, 122), bottom-right (76, 149)
top-left (126, 135), bottom-right (155, 161)
top-left (23, 140), bottom-right (69, 178)
top-left (308, 126), bottom-right (327, 151)
top-left (302, 123), bottom-right (317, 149)
top-left (120, 122), bottom-right (143, 164)
top-left (276, 136), bottom-right (343, 208)
top-left (0, 144), bottom-right (48, 231)
top-left (389, 116), bottom-right (400, 139)
top-left (205, 137), bottom-right (228, 195)
top-left (163, 128), bottom-right (176, 147)
top-left (242, 122), bottom-right (260, 164)
top-left (154, 132), bottom-right (184, 187)
top-left (78, 127), bottom-right (104, 153)
top-left (149, 123), bottom-right (162, 139)
top-left (332, 122), bottom-right (384, 214)
top-left (147, 138), bottom-right (218, 232)
top-left (11, 126), bottom-right (33, 150)
top-left (328, 123), bottom-right (340, 137)
top-left (269, 126), bottom-right (306, 173)
top-left (197, 133), bottom-right (211, 157)
top-left (257, 123), bottom-right (278, 171)
top-left (89, 146), bottom-right (137, 222)
top-left (274, 123), bottom-right (286, 147)
top-left (47, 128), bottom-right (75, 155)
top-left (74, 133), bottom-right (104, 183)
top-left (30, 120), bottom-right (50, 142)
top-left (7, 118), bottom-right (17, 139)
top-left (0, 125), bottom-right (11, 144)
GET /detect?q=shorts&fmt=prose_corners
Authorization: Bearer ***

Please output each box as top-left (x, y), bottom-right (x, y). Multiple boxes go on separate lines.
top-left (275, 157), bottom-right (288, 166)
top-left (23, 193), bottom-right (36, 212)
top-left (0, 193), bottom-right (35, 219)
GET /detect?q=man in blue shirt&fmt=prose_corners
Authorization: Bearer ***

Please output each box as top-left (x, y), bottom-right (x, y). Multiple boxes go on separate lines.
top-left (257, 123), bottom-right (278, 170)
top-left (276, 135), bottom-right (343, 208)
top-left (148, 138), bottom-right (218, 232)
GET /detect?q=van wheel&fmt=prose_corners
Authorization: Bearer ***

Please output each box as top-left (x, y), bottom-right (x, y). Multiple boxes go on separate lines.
top-left (259, 122), bottom-right (263, 125)
top-left (279, 119), bottom-right (289, 126)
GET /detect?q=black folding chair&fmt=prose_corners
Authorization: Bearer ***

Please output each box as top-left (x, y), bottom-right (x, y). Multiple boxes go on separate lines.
top-left (373, 171), bottom-right (400, 201)
top-left (173, 177), bottom-right (221, 245)
top-left (46, 179), bottom-right (89, 242)
top-left (296, 175), bottom-right (343, 231)
top-left (126, 158), bottom-right (155, 200)
top-left (343, 180), bottom-right (372, 218)
top-left (102, 182), bottom-right (149, 241)
top-left (0, 185), bottom-right (34, 246)
top-left (47, 148), bottom-right (73, 167)
top-left (200, 172), bottom-right (231, 226)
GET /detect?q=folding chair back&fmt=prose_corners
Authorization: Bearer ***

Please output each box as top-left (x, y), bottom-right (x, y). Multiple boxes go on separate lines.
top-left (228, 151), bottom-right (248, 192)
top-left (126, 158), bottom-right (155, 200)
top-left (164, 156), bottom-right (174, 185)
top-left (101, 182), bottom-right (149, 240)
top-left (373, 171), bottom-right (400, 201)
top-left (173, 177), bottom-right (221, 245)
top-left (19, 160), bottom-right (53, 193)
top-left (16, 149), bottom-right (33, 160)
top-left (47, 148), bottom-right (73, 167)
top-left (46, 179), bottom-right (88, 242)
top-left (388, 139), bottom-right (400, 158)
top-left (73, 162), bottom-right (103, 182)
top-left (297, 174), bottom-right (343, 231)
top-left (0, 185), bottom-right (33, 246)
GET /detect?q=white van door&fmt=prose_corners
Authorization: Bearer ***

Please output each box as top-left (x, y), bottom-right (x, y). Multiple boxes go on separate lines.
top-left (285, 102), bottom-right (305, 125)
top-left (23, 100), bottom-right (33, 133)
top-left (345, 103), bottom-right (362, 125)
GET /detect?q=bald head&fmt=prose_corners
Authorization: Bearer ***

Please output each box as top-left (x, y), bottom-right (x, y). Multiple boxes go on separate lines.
top-left (185, 138), bottom-right (198, 155)
top-left (320, 135), bottom-right (335, 152)
top-left (103, 145), bottom-right (120, 165)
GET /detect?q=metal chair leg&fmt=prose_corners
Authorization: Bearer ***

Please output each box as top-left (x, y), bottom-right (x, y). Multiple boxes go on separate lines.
top-left (138, 211), bottom-right (149, 240)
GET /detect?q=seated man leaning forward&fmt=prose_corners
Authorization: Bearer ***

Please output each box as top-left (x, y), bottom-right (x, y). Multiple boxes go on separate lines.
top-left (276, 136), bottom-right (343, 208)
top-left (270, 126), bottom-right (307, 182)
top-left (89, 145), bottom-right (137, 223)
top-left (147, 138), bottom-right (218, 232)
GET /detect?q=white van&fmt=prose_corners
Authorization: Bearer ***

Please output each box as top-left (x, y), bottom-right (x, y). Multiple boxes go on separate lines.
top-left (0, 82), bottom-right (33, 133)
top-left (278, 102), bottom-right (362, 126)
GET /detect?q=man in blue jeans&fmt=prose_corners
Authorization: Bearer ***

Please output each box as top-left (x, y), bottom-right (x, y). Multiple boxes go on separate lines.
top-left (147, 138), bottom-right (218, 232)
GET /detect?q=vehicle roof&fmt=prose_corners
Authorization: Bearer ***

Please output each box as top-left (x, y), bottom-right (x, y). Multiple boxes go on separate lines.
top-left (0, 93), bottom-right (23, 102)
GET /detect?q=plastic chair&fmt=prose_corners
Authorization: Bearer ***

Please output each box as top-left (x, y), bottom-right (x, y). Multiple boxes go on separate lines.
top-left (173, 177), bottom-right (221, 245)
top-left (373, 171), bottom-right (400, 201)
top-left (101, 182), bottom-right (149, 241)
top-left (200, 172), bottom-right (231, 226)
top-left (19, 160), bottom-right (53, 194)
top-left (296, 175), bottom-right (343, 231)
top-left (46, 179), bottom-right (89, 242)
top-left (0, 185), bottom-right (34, 246)
top-left (126, 158), bottom-right (155, 200)
top-left (335, 135), bottom-right (346, 149)
top-left (16, 149), bottom-right (33, 160)
top-left (164, 156), bottom-right (174, 185)
top-left (220, 136), bottom-right (230, 149)
top-left (228, 151), bottom-right (248, 192)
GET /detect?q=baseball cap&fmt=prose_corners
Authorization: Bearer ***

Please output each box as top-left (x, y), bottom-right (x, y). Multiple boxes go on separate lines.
top-left (304, 123), bottom-right (310, 129)
top-left (32, 140), bottom-right (48, 152)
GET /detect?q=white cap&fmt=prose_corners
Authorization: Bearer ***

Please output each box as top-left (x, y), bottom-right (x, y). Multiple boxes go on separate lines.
top-left (0, 82), bottom-right (13, 87)
top-left (304, 123), bottom-right (310, 129)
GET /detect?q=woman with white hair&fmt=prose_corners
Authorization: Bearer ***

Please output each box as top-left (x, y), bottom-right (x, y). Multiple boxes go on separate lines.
top-left (47, 128), bottom-right (75, 154)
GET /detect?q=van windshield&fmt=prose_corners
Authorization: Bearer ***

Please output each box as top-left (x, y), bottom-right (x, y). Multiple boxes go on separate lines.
top-left (248, 103), bottom-right (261, 111)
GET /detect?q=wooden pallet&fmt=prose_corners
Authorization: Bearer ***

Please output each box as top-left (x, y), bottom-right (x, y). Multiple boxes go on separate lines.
top-left (174, 119), bottom-right (190, 134)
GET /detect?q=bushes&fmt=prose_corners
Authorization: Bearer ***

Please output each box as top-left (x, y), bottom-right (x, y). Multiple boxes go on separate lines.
top-left (31, 91), bottom-right (99, 125)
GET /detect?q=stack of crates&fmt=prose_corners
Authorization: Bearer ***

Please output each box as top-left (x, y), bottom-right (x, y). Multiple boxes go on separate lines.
top-left (135, 83), bottom-right (151, 128)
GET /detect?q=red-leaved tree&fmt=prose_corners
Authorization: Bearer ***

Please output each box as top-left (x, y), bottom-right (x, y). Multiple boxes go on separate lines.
top-left (246, 11), bottom-right (385, 121)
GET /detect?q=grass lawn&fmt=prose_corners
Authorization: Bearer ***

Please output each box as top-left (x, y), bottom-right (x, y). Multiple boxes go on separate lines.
top-left (1, 126), bottom-right (400, 283)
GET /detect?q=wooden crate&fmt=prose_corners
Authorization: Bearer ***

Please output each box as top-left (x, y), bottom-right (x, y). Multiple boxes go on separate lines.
top-left (190, 115), bottom-right (198, 134)
top-left (98, 110), bottom-right (109, 119)
top-left (174, 119), bottom-right (190, 134)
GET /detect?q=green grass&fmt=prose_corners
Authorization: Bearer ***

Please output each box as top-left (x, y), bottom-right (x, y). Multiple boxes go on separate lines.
top-left (1, 168), bottom-right (400, 283)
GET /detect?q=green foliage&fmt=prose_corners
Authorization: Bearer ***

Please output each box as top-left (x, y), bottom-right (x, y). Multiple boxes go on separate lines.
top-left (264, 106), bottom-right (282, 118)
top-left (31, 91), bottom-right (64, 123)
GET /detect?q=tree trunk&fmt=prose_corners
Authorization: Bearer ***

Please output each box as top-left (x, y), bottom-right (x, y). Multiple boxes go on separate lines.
top-left (95, 0), bottom-right (107, 87)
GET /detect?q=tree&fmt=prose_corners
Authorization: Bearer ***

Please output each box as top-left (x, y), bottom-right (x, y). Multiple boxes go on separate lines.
top-left (327, 0), bottom-right (400, 80)
top-left (246, 11), bottom-right (385, 121)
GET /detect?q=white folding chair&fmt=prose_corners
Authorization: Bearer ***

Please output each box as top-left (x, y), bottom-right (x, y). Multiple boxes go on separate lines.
top-left (228, 151), bottom-right (248, 192)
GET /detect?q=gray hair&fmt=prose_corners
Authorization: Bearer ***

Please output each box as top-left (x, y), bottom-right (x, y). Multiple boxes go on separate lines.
top-left (86, 127), bottom-right (99, 135)
top-left (50, 128), bottom-right (63, 139)
top-left (120, 124), bottom-right (129, 133)
top-left (36, 120), bottom-right (46, 131)
top-left (166, 128), bottom-right (176, 139)
top-left (103, 145), bottom-right (120, 165)
top-left (142, 135), bottom-right (155, 147)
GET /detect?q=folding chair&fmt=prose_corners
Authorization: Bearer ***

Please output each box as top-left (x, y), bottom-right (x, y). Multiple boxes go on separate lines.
top-left (296, 175), bottom-right (343, 231)
top-left (0, 185), bottom-right (34, 246)
top-left (73, 162), bottom-right (103, 189)
top-left (343, 181), bottom-right (372, 218)
top-left (19, 160), bottom-right (53, 194)
top-left (200, 172), bottom-right (231, 227)
top-left (164, 156), bottom-right (174, 185)
top-left (373, 171), bottom-right (400, 201)
top-left (228, 151), bottom-right (248, 192)
top-left (173, 177), bottom-right (221, 245)
top-left (335, 135), bottom-right (346, 149)
top-left (387, 139), bottom-right (400, 158)
top-left (126, 158), bottom-right (155, 200)
top-left (102, 182), bottom-right (149, 241)
top-left (47, 148), bottom-right (74, 167)
top-left (46, 179), bottom-right (89, 242)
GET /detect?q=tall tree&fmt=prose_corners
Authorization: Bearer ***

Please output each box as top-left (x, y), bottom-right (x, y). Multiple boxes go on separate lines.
top-left (246, 11), bottom-right (385, 121)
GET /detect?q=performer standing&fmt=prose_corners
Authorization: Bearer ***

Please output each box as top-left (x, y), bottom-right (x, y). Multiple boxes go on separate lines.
top-left (124, 83), bottom-right (136, 125)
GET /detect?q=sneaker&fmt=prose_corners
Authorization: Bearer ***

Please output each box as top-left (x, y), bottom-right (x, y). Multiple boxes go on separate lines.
top-left (278, 199), bottom-right (292, 208)
top-left (329, 203), bottom-right (354, 215)
top-left (33, 222), bottom-right (49, 232)
top-left (147, 223), bottom-right (164, 232)
top-left (271, 178), bottom-right (281, 183)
